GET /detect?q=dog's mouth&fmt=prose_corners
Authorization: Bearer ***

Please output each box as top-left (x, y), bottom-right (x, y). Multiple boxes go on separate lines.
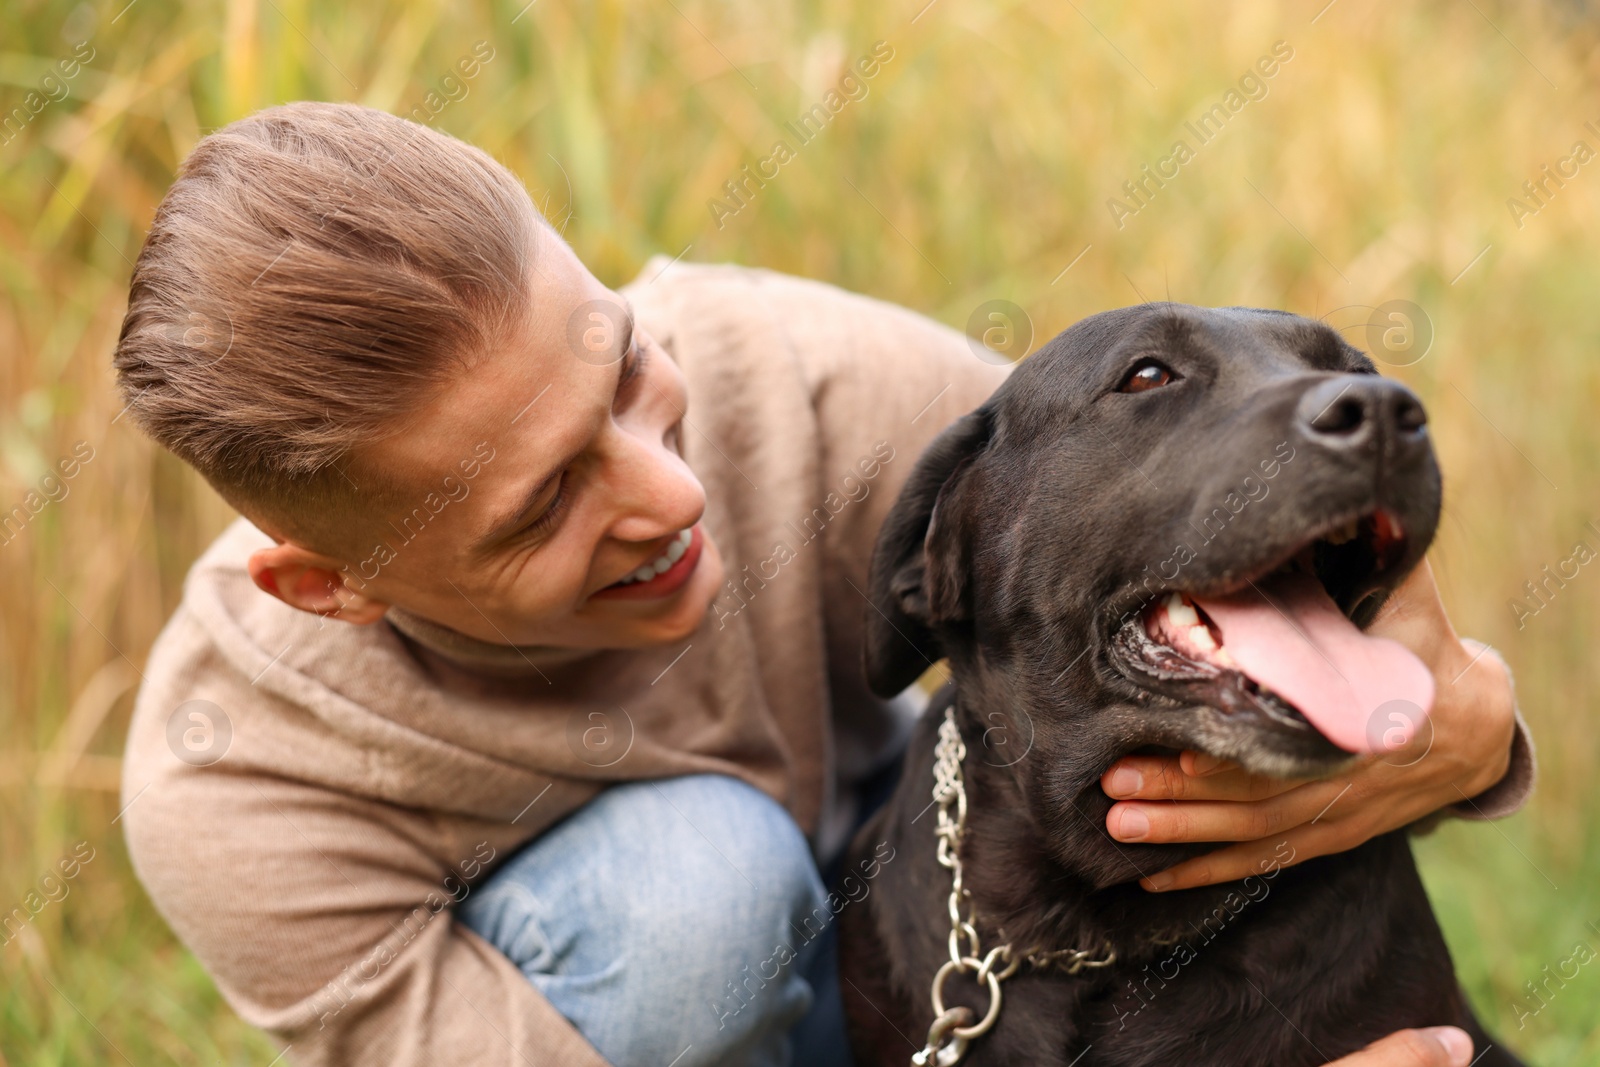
top-left (1111, 509), bottom-right (1435, 754)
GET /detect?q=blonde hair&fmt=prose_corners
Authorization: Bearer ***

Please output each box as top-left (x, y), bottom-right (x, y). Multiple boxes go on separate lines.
top-left (113, 101), bottom-right (540, 551)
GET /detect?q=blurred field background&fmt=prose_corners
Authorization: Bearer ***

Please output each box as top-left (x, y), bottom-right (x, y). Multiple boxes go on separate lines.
top-left (2, 0), bottom-right (1598, 1062)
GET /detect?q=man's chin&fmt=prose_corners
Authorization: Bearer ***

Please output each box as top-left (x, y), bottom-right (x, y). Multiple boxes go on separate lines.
top-left (647, 538), bottom-right (724, 640)
top-left (593, 534), bottom-right (724, 646)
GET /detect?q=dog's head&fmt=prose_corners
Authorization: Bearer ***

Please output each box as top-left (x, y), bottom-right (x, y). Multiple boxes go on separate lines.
top-left (867, 303), bottom-right (1440, 881)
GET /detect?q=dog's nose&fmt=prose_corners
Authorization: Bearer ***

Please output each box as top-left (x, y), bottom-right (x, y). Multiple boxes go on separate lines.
top-left (1298, 376), bottom-right (1426, 448)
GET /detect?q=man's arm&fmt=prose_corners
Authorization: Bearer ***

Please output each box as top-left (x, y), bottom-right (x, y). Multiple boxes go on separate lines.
top-left (698, 264), bottom-right (1531, 884)
top-left (630, 261), bottom-right (1530, 886)
top-left (123, 766), bottom-right (608, 1066)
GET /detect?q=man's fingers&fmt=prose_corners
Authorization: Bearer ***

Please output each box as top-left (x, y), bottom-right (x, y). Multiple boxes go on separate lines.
top-left (1136, 813), bottom-right (1368, 890)
top-left (1137, 835), bottom-right (1302, 891)
top-left (1100, 755), bottom-right (1301, 802)
top-left (1328, 1027), bottom-right (1475, 1067)
top-left (1106, 779), bottom-right (1351, 845)
top-left (1181, 750), bottom-right (1233, 777)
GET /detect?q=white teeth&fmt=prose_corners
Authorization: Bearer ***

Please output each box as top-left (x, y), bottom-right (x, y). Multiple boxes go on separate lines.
top-left (1157, 592), bottom-right (1224, 660)
top-left (617, 528), bottom-right (695, 585)
top-left (1165, 592), bottom-right (1200, 628)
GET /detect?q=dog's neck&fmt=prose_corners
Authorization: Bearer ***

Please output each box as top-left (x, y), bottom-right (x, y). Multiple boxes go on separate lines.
top-left (944, 683), bottom-right (1287, 963)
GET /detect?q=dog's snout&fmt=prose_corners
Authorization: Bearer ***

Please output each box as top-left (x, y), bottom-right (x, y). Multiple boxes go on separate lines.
top-left (1298, 376), bottom-right (1426, 448)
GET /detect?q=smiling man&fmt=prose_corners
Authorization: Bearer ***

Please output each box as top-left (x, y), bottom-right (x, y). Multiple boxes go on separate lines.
top-left (113, 103), bottom-right (1528, 1067)
top-left (243, 238), bottom-right (724, 652)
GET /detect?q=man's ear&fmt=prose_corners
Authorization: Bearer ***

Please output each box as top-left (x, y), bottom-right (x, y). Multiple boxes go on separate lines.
top-left (247, 542), bottom-right (390, 625)
top-left (863, 407), bottom-right (993, 698)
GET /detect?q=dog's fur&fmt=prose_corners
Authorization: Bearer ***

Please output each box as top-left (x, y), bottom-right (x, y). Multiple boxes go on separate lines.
top-left (840, 304), bottom-right (1522, 1066)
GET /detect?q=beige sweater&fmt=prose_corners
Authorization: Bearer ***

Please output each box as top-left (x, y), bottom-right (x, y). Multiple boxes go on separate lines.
top-left (121, 263), bottom-right (1532, 1066)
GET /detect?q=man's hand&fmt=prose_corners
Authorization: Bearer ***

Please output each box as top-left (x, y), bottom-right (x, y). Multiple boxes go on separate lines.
top-left (1330, 1027), bottom-right (1476, 1067)
top-left (1100, 560), bottom-right (1517, 892)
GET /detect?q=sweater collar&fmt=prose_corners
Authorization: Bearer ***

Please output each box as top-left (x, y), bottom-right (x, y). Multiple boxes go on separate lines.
top-left (384, 605), bottom-right (602, 678)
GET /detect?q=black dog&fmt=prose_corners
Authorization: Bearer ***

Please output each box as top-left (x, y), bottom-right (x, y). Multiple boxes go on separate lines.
top-left (840, 304), bottom-right (1522, 1066)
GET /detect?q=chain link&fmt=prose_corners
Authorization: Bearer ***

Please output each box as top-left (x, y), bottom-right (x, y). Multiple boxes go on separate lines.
top-left (911, 705), bottom-right (1117, 1066)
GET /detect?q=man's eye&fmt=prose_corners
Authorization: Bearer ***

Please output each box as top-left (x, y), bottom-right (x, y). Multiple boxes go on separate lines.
top-left (1118, 360), bottom-right (1179, 393)
top-left (615, 342), bottom-right (649, 408)
top-left (521, 474), bottom-right (570, 539)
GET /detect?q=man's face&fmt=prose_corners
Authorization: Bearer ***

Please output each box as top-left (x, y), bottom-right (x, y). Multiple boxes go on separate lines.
top-left (338, 234), bottom-right (725, 649)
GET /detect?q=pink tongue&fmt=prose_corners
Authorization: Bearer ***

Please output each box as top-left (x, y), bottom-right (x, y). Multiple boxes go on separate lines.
top-left (1192, 573), bottom-right (1434, 754)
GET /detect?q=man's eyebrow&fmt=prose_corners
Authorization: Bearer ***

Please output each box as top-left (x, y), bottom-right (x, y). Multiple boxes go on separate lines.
top-left (471, 312), bottom-right (639, 555)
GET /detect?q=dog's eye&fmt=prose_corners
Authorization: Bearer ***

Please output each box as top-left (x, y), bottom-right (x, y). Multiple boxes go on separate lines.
top-left (1118, 360), bottom-right (1178, 393)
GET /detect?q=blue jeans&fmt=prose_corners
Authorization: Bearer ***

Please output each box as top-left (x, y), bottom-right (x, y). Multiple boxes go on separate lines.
top-left (457, 774), bottom-right (859, 1067)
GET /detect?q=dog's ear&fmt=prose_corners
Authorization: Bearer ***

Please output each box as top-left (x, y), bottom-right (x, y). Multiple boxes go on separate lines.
top-left (864, 407), bottom-right (993, 697)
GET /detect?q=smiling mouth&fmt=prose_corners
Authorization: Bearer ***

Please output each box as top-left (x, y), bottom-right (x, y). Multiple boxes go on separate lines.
top-left (614, 527), bottom-right (694, 585)
top-left (593, 525), bottom-right (704, 601)
top-left (1111, 509), bottom-right (1435, 754)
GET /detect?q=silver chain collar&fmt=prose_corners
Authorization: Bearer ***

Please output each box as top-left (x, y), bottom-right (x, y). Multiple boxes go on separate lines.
top-left (912, 704), bottom-right (1117, 1067)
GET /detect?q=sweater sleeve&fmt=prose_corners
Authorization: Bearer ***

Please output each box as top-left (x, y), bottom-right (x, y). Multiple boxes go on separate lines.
top-left (1443, 639), bottom-right (1536, 821)
top-left (122, 753), bottom-right (608, 1067)
top-left (1449, 706), bottom-right (1535, 819)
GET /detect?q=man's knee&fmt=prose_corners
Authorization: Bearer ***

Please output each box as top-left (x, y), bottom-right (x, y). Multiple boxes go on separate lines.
top-left (641, 774), bottom-right (821, 905)
top-left (643, 780), bottom-right (825, 1017)
top-left (624, 774), bottom-right (825, 977)
top-left (569, 775), bottom-right (825, 1065)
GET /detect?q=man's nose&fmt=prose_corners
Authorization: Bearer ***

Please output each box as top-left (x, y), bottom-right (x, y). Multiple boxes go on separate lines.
top-left (602, 426), bottom-right (706, 543)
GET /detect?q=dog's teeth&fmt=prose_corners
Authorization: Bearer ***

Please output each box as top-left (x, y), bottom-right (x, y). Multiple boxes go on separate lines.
top-left (1165, 592), bottom-right (1200, 628)
top-left (1189, 624), bottom-right (1217, 652)
top-left (1324, 520), bottom-right (1359, 545)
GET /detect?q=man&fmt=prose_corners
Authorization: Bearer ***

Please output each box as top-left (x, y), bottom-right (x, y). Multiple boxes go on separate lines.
top-left (114, 101), bottom-right (1528, 1066)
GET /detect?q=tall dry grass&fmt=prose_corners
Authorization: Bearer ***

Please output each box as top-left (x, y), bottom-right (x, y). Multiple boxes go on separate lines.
top-left (1, 0), bottom-right (1597, 1062)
